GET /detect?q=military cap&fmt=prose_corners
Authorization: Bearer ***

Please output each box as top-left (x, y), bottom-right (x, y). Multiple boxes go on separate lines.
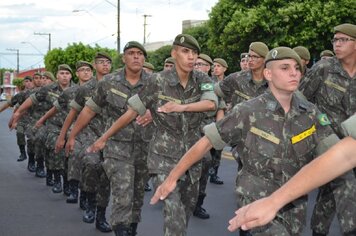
top-left (249, 42), bottom-right (269, 57)
top-left (213, 58), bottom-right (228, 68)
top-left (240, 52), bottom-right (249, 60)
top-left (23, 75), bottom-right (32, 81)
top-left (34, 71), bottom-right (42, 77)
top-left (320, 50), bottom-right (334, 58)
top-left (173, 34), bottom-right (201, 54)
top-left (334, 23), bottom-right (356, 38)
top-left (293, 46), bottom-right (311, 61)
top-left (58, 64), bottom-right (73, 74)
top-left (164, 57), bottom-right (175, 64)
top-left (265, 47), bottom-right (302, 70)
top-left (76, 61), bottom-right (93, 71)
top-left (95, 52), bottom-right (112, 62)
top-left (123, 41), bottom-right (147, 57)
top-left (143, 62), bottom-right (155, 70)
top-left (42, 71), bottom-right (55, 81)
top-left (198, 53), bottom-right (213, 65)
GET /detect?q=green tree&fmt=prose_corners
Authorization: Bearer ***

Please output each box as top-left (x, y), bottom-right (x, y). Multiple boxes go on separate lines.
top-left (146, 45), bottom-right (172, 72)
top-left (207, 0), bottom-right (356, 72)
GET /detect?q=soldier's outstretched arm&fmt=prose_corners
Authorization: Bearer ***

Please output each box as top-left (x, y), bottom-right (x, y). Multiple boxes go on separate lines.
top-left (55, 108), bottom-right (78, 153)
top-left (35, 106), bottom-right (57, 128)
top-left (0, 103), bottom-right (10, 113)
top-left (86, 107), bottom-right (138, 153)
top-left (10, 97), bottom-right (33, 128)
top-left (150, 136), bottom-right (213, 204)
top-left (228, 137), bottom-right (356, 232)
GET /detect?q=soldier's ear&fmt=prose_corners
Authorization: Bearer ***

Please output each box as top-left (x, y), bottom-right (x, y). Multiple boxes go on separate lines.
top-left (263, 68), bottom-right (272, 82)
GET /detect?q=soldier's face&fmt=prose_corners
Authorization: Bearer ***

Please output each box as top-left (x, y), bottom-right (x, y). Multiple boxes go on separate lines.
top-left (248, 50), bottom-right (264, 70)
top-left (172, 46), bottom-right (198, 74)
top-left (212, 63), bottom-right (226, 77)
top-left (76, 66), bottom-right (93, 84)
top-left (56, 70), bottom-right (72, 87)
top-left (194, 58), bottom-right (210, 74)
top-left (122, 48), bottom-right (145, 73)
top-left (333, 32), bottom-right (356, 60)
top-left (164, 63), bottom-right (174, 71)
top-left (33, 75), bottom-right (42, 87)
top-left (264, 59), bottom-right (301, 94)
top-left (24, 80), bottom-right (34, 89)
top-left (94, 58), bottom-right (112, 76)
top-left (240, 58), bottom-right (249, 71)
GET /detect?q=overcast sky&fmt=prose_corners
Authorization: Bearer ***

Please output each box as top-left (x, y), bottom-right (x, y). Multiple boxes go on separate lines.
top-left (0, 0), bottom-right (218, 71)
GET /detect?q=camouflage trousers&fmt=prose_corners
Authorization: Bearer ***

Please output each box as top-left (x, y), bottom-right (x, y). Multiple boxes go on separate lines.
top-left (81, 150), bottom-right (110, 208)
top-left (198, 154), bottom-right (212, 196)
top-left (101, 140), bottom-right (149, 227)
top-left (16, 122), bottom-right (27, 146)
top-left (34, 125), bottom-right (48, 162)
top-left (151, 173), bottom-right (199, 236)
top-left (311, 171), bottom-right (356, 234)
top-left (210, 148), bottom-right (222, 170)
top-left (67, 135), bottom-right (86, 182)
top-left (45, 129), bottom-right (65, 170)
top-left (25, 123), bottom-right (37, 155)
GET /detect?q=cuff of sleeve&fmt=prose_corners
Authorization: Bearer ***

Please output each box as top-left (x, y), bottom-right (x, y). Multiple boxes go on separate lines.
top-left (53, 100), bottom-right (61, 111)
top-left (70, 100), bottom-right (83, 112)
top-left (30, 93), bottom-right (39, 105)
top-left (85, 98), bottom-right (101, 114)
top-left (203, 123), bottom-right (226, 150)
top-left (341, 113), bottom-right (356, 139)
top-left (128, 94), bottom-right (146, 116)
top-left (214, 83), bottom-right (225, 98)
top-left (316, 134), bottom-right (340, 155)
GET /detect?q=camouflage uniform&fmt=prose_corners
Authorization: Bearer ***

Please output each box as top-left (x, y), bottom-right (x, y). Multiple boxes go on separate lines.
top-left (205, 90), bottom-right (340, 236)
top-left (299, 56), bottom-right (356, 235)
top-left (128, 68), bottom-right (218, 236)
top-left (86, 69), bottom-right (152, 229)
top-left (70, 77), bottom-right (111, 221)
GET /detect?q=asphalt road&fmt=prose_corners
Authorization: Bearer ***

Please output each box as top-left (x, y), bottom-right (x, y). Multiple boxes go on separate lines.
top-left (0, 104), bottom-right (342, 236)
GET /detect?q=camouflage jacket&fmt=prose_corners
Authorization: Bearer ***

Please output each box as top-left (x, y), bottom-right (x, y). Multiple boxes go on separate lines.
top-left (86, 69), bottom-right (153, 159)
top-left (299, 56), bottom-right (356, 138)
top-left (205, 90), bottom-right (335, 223)
top-left (214, 70), bottom-right (268, 109)
top-left (128, 68), bottom-right (218, 180)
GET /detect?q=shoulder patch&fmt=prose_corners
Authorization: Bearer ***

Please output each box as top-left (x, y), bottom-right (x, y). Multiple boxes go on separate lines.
top-left (200, 83), bottom-right (214, 91)
top-left (318, 113), bottom-right (331, 126)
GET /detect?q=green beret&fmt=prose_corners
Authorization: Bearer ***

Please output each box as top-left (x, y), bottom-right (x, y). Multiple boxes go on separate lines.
top-left (23, 76), bottom-right (32, 81)
top-left (123, 41), bottom-right (147, 57)
top-left (95, 52), bottom-right (112, 62)
top-left (198, 53), bottom-right (213, 65)
top-left (249, 42), bottom-right (269, 57)
top-left (143, 62), bottom-right (155, 70)
top-left (58, 64), bottom-right (73, 74)
top-left (334, 23), bottom-right (356, 38)
top-left (320, 50), bottom-right (334, 58)
top-left (240, 53), bottom-right (249, 60)
top-left (76, 61), bottom-right (93, 71)
top-left (265, 47), bottom-right (302, 71)
top-left (293, 46), bottom-right (310, 61)
top-left (43, 71), bottom-right (55, 81)
top-left (164, 57), bottom-right (175, 64)
top-left (173, 34), bottom-right (201, 54)
top-left (213, 58), bottom-right (228, 68)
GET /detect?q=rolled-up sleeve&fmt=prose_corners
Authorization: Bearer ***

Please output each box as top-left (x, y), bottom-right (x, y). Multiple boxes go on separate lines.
top-left (70, 100), bottom-right (83, 112)
top-left (128, 94), bottom-right (146, 116)
top-left (86, 98), bottom-right (101, 114)
top-left (203, 123), bottom-right (227, 150)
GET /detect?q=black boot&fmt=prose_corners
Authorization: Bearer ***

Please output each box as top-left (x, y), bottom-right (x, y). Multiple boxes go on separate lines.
top-left (61, 170), bottom-right (70, 196)
top-left (46, 169), bottom-right (54, 186)
top-left (344, 229), bottom-right (356, 236)
top-left (35, 157), bottom-right (46, 178)
top-left (113, 225), bottom-right (132, 236)
top-left (239, 229), bottom-right (253, 236)
top-left (52, 170), bottom-right (62, 193)
top-left (193, 194), bottom-right (210, 219)
top-left (131, 223), bottom-right (138, 236)
top-left (27, 153), bottom-right (36, 172)
top-left (83, 192), bottom-right (96, 223)
top-left (209, 166), bottom-right (224, 185)
top-left (79, 190), bottom-right (88, 210)
top-left (66, 180), bottom-right (79, 204)
top-left (312, 232), bottom-right (327, 236)
top-left (17, 145), bottom-right (27, 162)
top-left (95, 206), bottom-right (112, 232)
top-left (144, 182), bottom-right (152, 192)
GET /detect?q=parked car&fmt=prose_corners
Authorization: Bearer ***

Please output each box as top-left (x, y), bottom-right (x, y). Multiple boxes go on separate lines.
top-left (0, 93), bottom-right (8, 101)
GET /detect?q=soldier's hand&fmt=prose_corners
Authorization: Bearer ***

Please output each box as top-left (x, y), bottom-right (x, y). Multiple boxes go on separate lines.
top-left (8, 116), bottom-right (14, 129)
top-left (136, 109), bottom-right (152, 127)
top-left (150, 177), bottom-right (177, 205)
top-left (86, 137), bottom-right (106, 153)
top-left (157, 101), bottom-right (185, 113)
top-left (10, 121), bottom-right (17, 130)
top-left (35, 120), bottom-right (43, 128)
top-left (227, 197), bottom-right (278, 232)
top-left (55, 136), bottom-right (65, 153)
top-left (65, 138), bottom-right (75, 157)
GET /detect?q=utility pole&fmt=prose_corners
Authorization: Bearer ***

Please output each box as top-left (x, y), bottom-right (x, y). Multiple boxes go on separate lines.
top-left (117, 0), bottom-right (120, 54)
top-left (6, 48), bottom-right (19, 74)
top-left (34, 32), bottom-right (51, 52)
top-left (143, 14), bottom-right (152, 45)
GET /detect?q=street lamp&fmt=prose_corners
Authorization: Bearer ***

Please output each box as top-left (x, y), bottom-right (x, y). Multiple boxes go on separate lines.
top-left (143, 14), bottom-right (152, 45)
top-left (21, 41), bottom-right (44, 55)
top-left (34, 32), bottom-right (51, 52)
top-left (6, 48), bottom-right (19, 74)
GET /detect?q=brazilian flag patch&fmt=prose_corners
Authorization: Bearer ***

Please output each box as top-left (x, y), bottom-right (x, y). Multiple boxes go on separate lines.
top-left (318, 113), bottom-right (331, 126)
top-left (200, 83), bottom-right (213, 91)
